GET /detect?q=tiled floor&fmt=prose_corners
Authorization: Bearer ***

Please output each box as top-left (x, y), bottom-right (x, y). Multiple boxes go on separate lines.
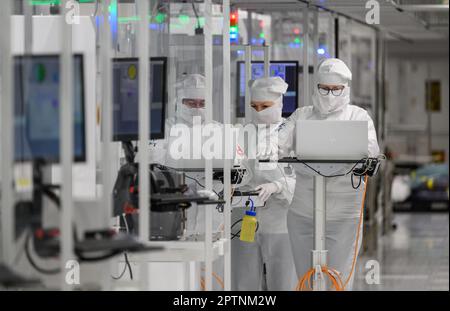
top-left (354, 213), bottom-right (449, 291)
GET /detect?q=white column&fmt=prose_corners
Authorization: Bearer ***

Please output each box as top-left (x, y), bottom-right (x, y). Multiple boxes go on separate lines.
top-left (100, 0), bottom-right (114, 290)
top-left (138, 0), bottom-right (150, 290)
top-left (23, 0), bottom-right (33, 54)
top-left (60, 0), bottom-right (75, 291)
top-left (244, 45), bottom-right (252, 123)
top-left (222, 0), bottom-right (231, 291)
top-left (100, 0), bottom-right (113, 227)
top-left (302, 6), bottom-right (310, 107)
top-left (312, 175), bottom-right (327, 291)
top-left (312, 9), bottom-right (319, 78)
top-left (328, 14), bottom-right (335, 58)
top-left (0, 0), bottom-right (14, 266)
top-left (264, 45), bottom-right (271, 78)
top-left (204, 0), bottom-right (213, 291)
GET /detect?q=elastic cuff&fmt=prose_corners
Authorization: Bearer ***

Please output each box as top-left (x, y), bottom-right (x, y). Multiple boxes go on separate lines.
top-left (273, 181), bottom-right (282, 194)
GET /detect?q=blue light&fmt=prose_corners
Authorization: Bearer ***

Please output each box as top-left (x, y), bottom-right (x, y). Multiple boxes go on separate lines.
top-left (149, 23), bottom-right (159, 30)
top-left (230, 33), bottom-right (238, 39)
top-left (251, 38), bottom-right (257, 45)
top-left (95, 15), bottom-right (101, 27)
top-left (109, 1), bottom-right (118, 40)
top-left (317, 48), bottom-right (325, 55)
top-left (237, 50), bottom-right (244, 55)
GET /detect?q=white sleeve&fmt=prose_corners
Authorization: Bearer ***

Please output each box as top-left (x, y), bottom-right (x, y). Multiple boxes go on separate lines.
top-left (272, 163), bottom-right (296, 204)
top-left (278, 109), bottom-right (299, 158)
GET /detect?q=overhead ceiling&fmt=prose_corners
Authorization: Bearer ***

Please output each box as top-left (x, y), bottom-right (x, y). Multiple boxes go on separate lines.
top-left (232, 0), bottom-right (449, 41)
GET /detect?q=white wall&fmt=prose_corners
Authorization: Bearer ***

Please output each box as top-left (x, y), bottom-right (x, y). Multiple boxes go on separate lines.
top-left (385, 40), bottom-right (449, 163)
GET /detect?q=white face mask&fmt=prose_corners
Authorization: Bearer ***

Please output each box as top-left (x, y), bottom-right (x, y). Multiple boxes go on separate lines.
top-left (178, 102), bottom-right (205, 125)
top-left (312, 86), bottom-right (350, 116)
top-left (251, 102), bottom-right (283, 125)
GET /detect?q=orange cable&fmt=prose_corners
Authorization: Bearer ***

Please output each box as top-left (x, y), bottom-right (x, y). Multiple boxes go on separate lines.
top-left (295, 175), bottom-right (369, 291)
top-left (200, 269), bottom-right (224, 291)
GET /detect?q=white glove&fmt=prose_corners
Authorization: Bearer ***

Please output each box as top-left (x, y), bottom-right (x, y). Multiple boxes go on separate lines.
top-left (197, 189), bottom-right (219, 201)
top-left (255, 182), bottom-right (280, 203)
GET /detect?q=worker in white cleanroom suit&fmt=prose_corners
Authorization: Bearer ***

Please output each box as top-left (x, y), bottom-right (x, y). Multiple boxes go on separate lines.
top-left (149, 74), bottom-right (224, 290)
top-left (231, 77), bottom-right (297, 291)
top-left (276, 58), bottom-right (380, 290)
top-left (150, 73), bottom-right (223, 234)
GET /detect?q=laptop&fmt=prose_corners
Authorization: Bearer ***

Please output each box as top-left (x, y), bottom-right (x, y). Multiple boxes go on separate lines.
top-left (295, 120), bottom-right (368, 161)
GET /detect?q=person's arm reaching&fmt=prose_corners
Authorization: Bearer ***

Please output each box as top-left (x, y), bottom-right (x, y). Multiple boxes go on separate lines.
top-left (272, 163), bottom-right (296, 204)
top-left (256, 163), bottom-right (296, 204)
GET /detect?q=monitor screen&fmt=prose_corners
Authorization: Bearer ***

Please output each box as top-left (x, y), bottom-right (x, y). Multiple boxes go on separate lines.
top-left (112, 57), bottom-right (167, 141)
top-left (14, 55), bottom-right (86, 163)
top-left (236, 61), bottom-right (299, 118)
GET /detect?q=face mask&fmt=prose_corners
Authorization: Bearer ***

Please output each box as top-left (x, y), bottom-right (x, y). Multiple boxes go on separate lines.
top-left (178, 102), bottom-right (205, 125)
top-left (312, 87), bottom-right (350, 116)
top-left (251, 102), bottom-right (282, 125)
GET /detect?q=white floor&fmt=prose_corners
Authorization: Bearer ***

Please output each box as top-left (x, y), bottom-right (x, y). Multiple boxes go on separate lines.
top-left (354, 213), bottom-right (449, 291)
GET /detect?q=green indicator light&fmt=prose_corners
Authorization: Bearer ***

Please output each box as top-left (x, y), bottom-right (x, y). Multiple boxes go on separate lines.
top-left (155, 13), bottom-right (166, 24)
top-left (118, 16), bottom-right (140, 23)
top-left (259, 32), bottom-right (264, 39)
top-left (198, 17), bottom-right (205, 27)
top-left (294, 37), bottom-right (300, 44)
top-left (230, 26), bottom-right (238, 33)
top-left (179, 14), bottom-right (190, 25)
top-left (35, 64), bottom-right (46, 83)
top-left (29, 0), bottom-right (60, 5)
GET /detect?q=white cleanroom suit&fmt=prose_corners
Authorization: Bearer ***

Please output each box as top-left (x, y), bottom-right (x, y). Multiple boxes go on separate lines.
top-left (278, 59), bottom-right (380, 290)
top-left (232, 77), bottom-right (297, 291)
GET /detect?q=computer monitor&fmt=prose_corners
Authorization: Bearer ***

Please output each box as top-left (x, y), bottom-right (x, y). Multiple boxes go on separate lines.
top-left (112, 57), bottom-right (167, 141)
top-left (236, 61), bottom-right (299, 118)
top-left (13, 54), bottom-right (86, 163)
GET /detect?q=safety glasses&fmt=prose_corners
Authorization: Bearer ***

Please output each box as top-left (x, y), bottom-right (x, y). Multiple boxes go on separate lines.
top-left (317, 85), bottom-right (345, 96)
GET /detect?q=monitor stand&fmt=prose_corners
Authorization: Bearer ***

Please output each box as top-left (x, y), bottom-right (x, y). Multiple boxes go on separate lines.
top-left (21, 158), bottom-right (159, 261)
top-left (122, 141), bottom-right (136, 165)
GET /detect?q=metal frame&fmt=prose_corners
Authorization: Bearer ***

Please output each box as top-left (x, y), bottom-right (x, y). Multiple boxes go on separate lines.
top-left (244, 45), bottom-right (252, 124)
top-left (312, 175), bottom-right (327, 291)
top-left (312, 8), bottom-right (319, 76)
top-left (204, 0), bottom-right (214, 291)
top-left (0, 0), bottom-right (14, 267)
top-left (302, 5), bottom-right (310, 108)
top-left (60, 0), bottom-right (75, 291)
top-left (222, 0), bottom-right (232, 291)
top-left (137, 0), bottom-right (151, 290)
top-left (100, 0), bottom-right (115, 291)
